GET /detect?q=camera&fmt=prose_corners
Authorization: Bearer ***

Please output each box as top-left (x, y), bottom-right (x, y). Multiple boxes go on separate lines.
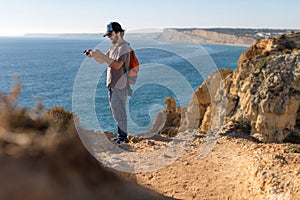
top-left (83, 50), bottom-right (91, 56)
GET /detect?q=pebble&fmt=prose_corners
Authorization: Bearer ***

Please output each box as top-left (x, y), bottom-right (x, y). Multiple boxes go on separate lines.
top-left (148, 174), bottom-right (154, 180)
top-left (184, 161), bottom-right (190, 166)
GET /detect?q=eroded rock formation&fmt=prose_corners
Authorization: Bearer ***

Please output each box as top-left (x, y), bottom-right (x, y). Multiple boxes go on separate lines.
top-left (190, 32), bottom-right (300, 143)
top-left (181, 69), bottom-right (233, 132)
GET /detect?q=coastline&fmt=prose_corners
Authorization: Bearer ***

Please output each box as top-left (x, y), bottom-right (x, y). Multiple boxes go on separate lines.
top-left (0, 32), bottom-right (299, 199)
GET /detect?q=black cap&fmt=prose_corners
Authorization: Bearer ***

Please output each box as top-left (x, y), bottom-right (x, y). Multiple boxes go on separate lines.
top-left (103, 22), bottom-right (125, 37)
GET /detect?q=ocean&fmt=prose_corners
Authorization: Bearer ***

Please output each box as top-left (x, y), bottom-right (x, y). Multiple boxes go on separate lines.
top-left (0, 37), bottom-right (247, 133)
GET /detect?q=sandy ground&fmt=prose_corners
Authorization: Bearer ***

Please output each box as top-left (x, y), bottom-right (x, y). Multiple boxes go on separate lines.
top-left (103, 132), bottom-right (300, 200)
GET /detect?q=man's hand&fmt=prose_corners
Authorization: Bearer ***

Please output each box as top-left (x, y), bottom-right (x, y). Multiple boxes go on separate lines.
top-left (93, 49), bottom-right (105, 64)
top-left (92, 49), bottom-right (104, 58)
top-left (85, 49), bottom-right (122, 69)
top-left (85, 49), bottom-right (105, 64)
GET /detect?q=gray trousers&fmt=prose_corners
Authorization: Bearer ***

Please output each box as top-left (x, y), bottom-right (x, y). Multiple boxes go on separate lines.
top-left (108, 87), bottom-right (127, 138)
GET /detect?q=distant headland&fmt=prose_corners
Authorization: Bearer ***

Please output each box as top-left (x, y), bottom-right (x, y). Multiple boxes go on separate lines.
top-left (23, 28), bottom-right (299, 46)
top-left (159, 28), bottom-right (299, 46)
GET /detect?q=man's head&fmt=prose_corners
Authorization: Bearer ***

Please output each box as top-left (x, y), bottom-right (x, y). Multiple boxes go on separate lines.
top-left (103, 22), bottom-right (125, 44)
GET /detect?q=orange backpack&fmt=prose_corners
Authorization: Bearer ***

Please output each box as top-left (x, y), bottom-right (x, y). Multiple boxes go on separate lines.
top-left (127, 49), bottom-right (139, 84)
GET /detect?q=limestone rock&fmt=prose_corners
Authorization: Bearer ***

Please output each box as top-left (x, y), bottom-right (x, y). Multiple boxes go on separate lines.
top-left (158, 97), bottom-right (181, 137)
top-left (198, 32), bottom-right (300, 143)
top-left (148, 97), bottom-right (181, 137)
top-left (200, 105), bottom-right (211, 132)
top-left (159, 28), bottom-right (256, 46)
top-left (152, 33), bottom-right (300, 143)
top-left (184, 69), bottom-right (233, 131)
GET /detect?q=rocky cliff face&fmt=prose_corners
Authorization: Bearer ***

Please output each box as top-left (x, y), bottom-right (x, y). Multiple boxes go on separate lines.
top-left (181, 69), bottom-right (233, 132)
top-left (159, 28), bottom-right (256, 46)
top-left (184, 32), bottom-right (300, 143)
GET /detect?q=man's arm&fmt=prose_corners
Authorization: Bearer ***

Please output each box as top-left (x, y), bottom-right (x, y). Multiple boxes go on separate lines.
top-left (93, 50), bottom-right (124, 69)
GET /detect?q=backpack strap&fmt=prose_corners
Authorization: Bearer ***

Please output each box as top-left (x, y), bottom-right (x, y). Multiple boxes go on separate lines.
top-left (122, 63), bottom-right (127, 74)
top-left (122, 43), bottom-right (132, 73)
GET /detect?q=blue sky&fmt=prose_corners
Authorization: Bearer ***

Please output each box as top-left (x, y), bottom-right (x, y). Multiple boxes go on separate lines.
top-left (0, 0), bottom-right (299, 36)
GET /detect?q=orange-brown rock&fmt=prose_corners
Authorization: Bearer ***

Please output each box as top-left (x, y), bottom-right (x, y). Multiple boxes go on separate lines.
top-left (182, 69), bottom-right (233, 131)
top-left (159, 97), bottom-right (181, 137)
top-left (198, 32), bottom-right (300, 143)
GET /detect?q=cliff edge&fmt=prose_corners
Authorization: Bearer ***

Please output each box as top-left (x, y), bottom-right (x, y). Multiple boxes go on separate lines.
top-left (185, 32), bottom-right (300, 143)
top-left (159, 28), bottom-right (256, 46)
top-left (134, 32), bottom-right (300, 199)
top-left (159, 28), bottom-right (298, 46)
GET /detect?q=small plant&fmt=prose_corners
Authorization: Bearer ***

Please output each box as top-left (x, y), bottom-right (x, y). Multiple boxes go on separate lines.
top-left (256, 56), bottom-right (272, 69)
top-left (0, 78), bottom-right (49, 132)
top-left (0, 76), bottom-right (22, 110)
top-left (281, 49), bottom-right (292, 55)
top-left (255, 38), bottom-right (263, 43)
top-left (47, 106), bottom-right (74, 131)
top-left (289, 144), bottom-right (300, 153)
top-left (0, 77), bottom-right (24, 130)
top-left (279, 34), bottom-right (287, 40)
top-left (0, 77), bottom-right (78, 134)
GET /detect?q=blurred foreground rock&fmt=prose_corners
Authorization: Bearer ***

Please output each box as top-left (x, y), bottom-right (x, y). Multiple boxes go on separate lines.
top-left (0, 106), bottom-right (171, 200)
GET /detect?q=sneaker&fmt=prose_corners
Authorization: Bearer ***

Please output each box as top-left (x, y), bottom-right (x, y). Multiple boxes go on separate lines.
top-left (112, 137), bottom-right (129, 145)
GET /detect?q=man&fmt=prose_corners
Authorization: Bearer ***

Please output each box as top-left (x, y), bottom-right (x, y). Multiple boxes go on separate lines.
top-left (85, 22), bottom-right (130, 144)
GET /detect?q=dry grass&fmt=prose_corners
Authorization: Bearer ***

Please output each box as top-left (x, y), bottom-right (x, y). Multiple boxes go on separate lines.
top-left (0, 78), bottom-right (77, 158)
top-left (47, 106), bottom-right (76, 132)
top-left (0, 77), bottom-right (75, 134)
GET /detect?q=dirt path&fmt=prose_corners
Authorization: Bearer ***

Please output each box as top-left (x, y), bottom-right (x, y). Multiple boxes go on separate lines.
top-left (127, 134), bottom-right (300, 200)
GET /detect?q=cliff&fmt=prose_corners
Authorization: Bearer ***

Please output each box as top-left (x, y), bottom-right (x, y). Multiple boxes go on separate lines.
top-left (159, 28), bottom-right (257, 46)
top-left (183, 32), bottom-right (300, 143)
top-left (139, 32), bottom-right (300, 199)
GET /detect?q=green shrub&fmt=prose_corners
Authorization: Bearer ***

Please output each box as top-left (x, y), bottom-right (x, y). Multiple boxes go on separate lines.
top-left (281, 49), bottom-right (292, 55)
top-left (289, 144), bottom-right (300, 153)
top-left (256, 56), bottom-right (272, 69)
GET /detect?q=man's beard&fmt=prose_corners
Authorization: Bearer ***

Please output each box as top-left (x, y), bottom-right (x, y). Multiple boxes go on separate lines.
top-left (111, 35), bottom-right (119, 44)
